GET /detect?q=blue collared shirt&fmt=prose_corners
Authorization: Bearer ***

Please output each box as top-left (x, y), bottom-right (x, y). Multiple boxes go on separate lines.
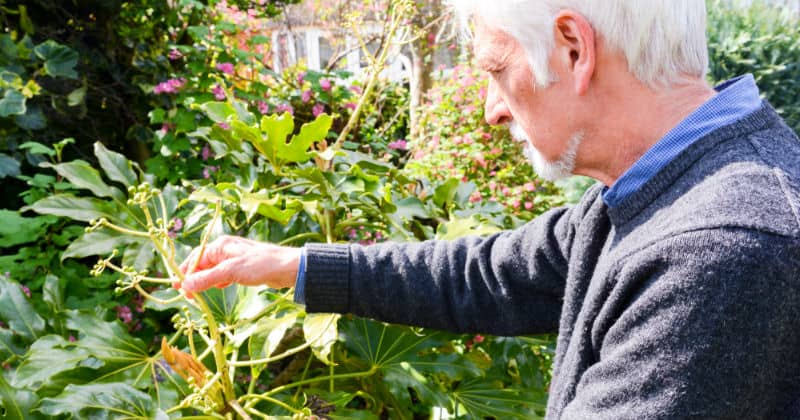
top-left (603, 74), bottom-right (763, 207)
top-left (294, 75), bottom-right (764, 304)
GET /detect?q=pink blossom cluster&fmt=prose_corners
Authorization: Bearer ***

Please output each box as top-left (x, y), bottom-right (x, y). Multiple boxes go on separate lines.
top-left (153, 78), bottom-right (186, 95)
top-left (216, 62), bottom-right (235, 75)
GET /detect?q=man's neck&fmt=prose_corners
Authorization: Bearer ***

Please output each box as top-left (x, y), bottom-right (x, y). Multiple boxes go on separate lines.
top-left (575, 76), bottom-right (717, 186)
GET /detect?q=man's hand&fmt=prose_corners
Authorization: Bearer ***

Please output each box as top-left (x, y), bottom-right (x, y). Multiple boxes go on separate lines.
top-left (176, 235), bottom-right (301, 294)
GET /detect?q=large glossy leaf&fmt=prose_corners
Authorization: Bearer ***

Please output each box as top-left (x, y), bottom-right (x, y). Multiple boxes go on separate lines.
top-left (246, 312), bottom-right (299, 358)
top-left (62, 230), bottom-right (137, 261)
top-left (25, 194), bottom-right (115, 222)
top-left (450, 378), bottom-right (546, 420)
top-left (0, 329), bottom-right (25, 360)
top-left (42, 160), bottom-right (119, 198)
top-left (259, 112), bottom-right (294, 166)
top-left (0, 374), bottom-right (42, 420)
top-left (0, 276), bottom-right (45, 342)
top-left (94, 142), bottom-right (138, 187)
top-left (65, 310), bottom-right (151, 384)
top-left (36, 383), bottom-right (167, 419)
top-left (13, 335), bottom-right (102, 390)
top-left (303, 313), bottom-right (340, 365)
top-left (33, 40), bottom-right (79, 79)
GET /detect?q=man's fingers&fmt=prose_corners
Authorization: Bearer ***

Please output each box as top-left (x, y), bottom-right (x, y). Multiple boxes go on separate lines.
top-left (182, 258), bottom-right (238, 293)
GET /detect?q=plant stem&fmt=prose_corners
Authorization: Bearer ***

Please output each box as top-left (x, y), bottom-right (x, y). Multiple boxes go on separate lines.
top-left (242, 394), bottom-right (302, 415)
top-left (256, 367), bottom-right (378, 399)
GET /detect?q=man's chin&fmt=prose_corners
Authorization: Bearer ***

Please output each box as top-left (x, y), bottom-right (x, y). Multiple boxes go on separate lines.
top-left (523, 133), bottom-right (583, 182)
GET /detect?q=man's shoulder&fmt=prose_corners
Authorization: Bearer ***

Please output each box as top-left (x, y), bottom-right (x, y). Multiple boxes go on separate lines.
top-left (673, 123), bottom-right (800, 239)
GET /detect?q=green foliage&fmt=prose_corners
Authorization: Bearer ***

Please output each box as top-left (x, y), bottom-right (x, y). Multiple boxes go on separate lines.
top-left (707, 0), bottom-right (800, 133)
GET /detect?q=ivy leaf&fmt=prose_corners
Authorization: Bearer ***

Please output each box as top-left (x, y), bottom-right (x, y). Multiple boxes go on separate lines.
top-left (0, 275), bottom-right (45, 342)
top-left (62, 230), bottom-right (137, 261)
top-left (0, 89), bottom-right (25, 117)
top-left (94, 142), bottom-right (138, 187)
top-left (33, 40), bottom-right (79, 79)
top-left (36, 383), bottom-right (166, 419)
top-left (13, 335), bottom-right (102, 390)
top-left (24, 194), bottom-right (115, 222)
top-left (42, 160), bottom-right (120, 199)
top-left (0, 153), bottom-right (20, 178)
top-left (303, 313), bottom-right (340, 365)
top-left (282, 113), bottom-right (333, 164)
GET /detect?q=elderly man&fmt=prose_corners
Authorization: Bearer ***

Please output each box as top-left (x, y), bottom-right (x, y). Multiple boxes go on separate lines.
top-left (178, 1), bottom-right (800, 418)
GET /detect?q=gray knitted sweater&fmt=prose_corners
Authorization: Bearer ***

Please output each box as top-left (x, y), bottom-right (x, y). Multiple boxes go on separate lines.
top-left (303, 103), bottom-right (800, 419)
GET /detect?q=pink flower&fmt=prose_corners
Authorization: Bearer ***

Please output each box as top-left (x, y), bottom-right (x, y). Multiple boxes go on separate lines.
top-left (201, 145), bottom-right (214, 161)
top-left (153, 78), bottom-right (186, 94)
top-left (168, 49), bottom-right (182, 60)
top-left (469, 191), bottom-right (482, 203)
top-left (524, 182), bottom-right (535, 192)
top-left (511, 199), bottom-right (521, 209)
top-left (301, 90), bottom-right (313, 103)
top-left (258, 101), bottom-right (269, 114)
top-left (216, 62), bottom-right (235, 75)
top-left (212, 84), bottom-right (226, 100)
top-left (276, 103), bottom-right (294, 115)
top-left (202, 166), bottom-right (218, 179)
top-left (312, 104), bottom-right (325, 117)
top-left (414, 150), bottom-right (426, 160)
top-left (349, 85), bottom-right (363, 94)
top-left (115, 306), bottom-right (133, 324)
top-left (319, 78), bottom-right (332, 92)
top-left (21, 285), bottom-right (31, 298)
top-left (524, 201), bottom-right (534, 210)
top-left (388, 140), bottom-right (408, 151)
top-left (68, 335), bottom-right (76, 342)
top-left (297, 71), bottom-right (306, 84)
top-left (344, 102), bottom-right (357, 110)
top-left (218, 122), bottom-right (231, 130)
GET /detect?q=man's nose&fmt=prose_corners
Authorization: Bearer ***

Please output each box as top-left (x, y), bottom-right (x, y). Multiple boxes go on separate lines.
top-left (484, 78), bottom-right (512, 126)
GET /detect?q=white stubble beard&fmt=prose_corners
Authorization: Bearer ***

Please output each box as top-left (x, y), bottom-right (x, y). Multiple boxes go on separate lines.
top-left (509, 122), bottom-right (583, 181)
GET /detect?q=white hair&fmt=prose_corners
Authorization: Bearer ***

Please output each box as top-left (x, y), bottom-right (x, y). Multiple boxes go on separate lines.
top-left (449, 0), bottom-right (709, 89)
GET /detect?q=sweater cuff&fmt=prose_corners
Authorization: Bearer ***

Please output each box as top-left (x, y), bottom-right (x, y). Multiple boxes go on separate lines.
top-left (304, 243), bottom-right (350, 313)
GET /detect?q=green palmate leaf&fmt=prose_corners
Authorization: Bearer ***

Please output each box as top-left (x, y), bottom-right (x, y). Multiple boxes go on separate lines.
top-left (259, 112), bottom-right (294, 166)
top-left (33, 40), bottom-right (79, 79)
top-left (283, 114), bottom-right (333, 164)
top-left (62, 230), bottom-right (137, 261)
top-left (303, 313), bottom-right (340, 365)
top-left (433, 178), bottom-right (460, 208)
top-left (451, 378), bottom-right (546, 420)
top-left (392, 197), bottom-right (429, 221)
top-left (0, 276), bottom-right (45, 342)
top-left (42, 160), bottom-right (119, 198)
top-left (24, 194), bottom-right (114, 222)
top-left (94, 142), bottom-right (138, 187)
top-left (201, 283), bottom-right (272, 327)
top-left (0, 89), bottom-right (25, 117)
top-left (0, 374), bottom-right (42, 420)
top-left (13, 335), bottom-right (102, 390)
top-left (36, 383), bottom-right (166, 419)
top-left (65, 310), bottom-right (151, 384)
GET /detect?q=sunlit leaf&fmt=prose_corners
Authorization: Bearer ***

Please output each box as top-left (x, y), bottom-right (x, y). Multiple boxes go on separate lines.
top-left (283, 114), bottom-right (333, 164)
top-left (303, 313), bottom-right (340, 365)
top-left (36, 383), bottom-right (165, 419)
top-left (62, 230), bottom-right (137, 261)
top-left (13, 335), bottom-right (102, 390)
top-left (94, 142), bottom-right (138, 187)
top-left (42, 160), bottom-right (120, 198)
top-left (24, 194), bottom-right (115, 223)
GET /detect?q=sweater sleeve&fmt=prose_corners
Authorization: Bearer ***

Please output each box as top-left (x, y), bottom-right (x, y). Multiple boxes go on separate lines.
top-left (302, 205), bottom-right (577, 335)
top-left (559, 228), bottom-right (800, 419)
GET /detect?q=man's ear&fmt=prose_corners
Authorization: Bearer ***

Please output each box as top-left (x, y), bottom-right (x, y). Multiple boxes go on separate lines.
top-left (553, 10), bottom-right (595, 95)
